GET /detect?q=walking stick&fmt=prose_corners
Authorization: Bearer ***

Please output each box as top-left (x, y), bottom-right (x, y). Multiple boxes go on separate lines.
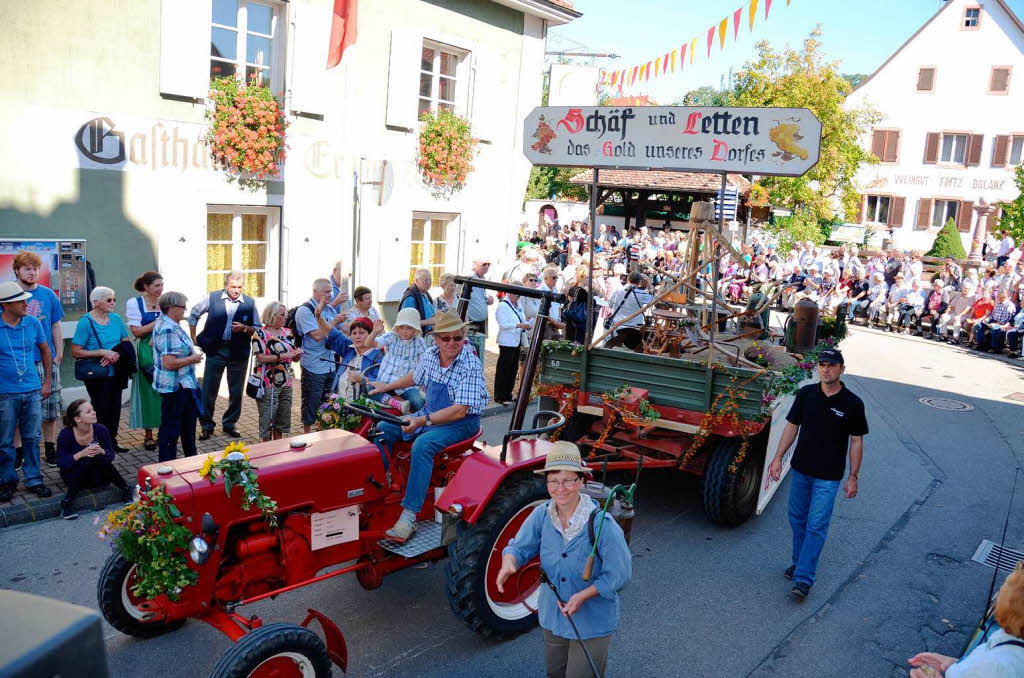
top-left (538, 570), bottom-right (602, 678)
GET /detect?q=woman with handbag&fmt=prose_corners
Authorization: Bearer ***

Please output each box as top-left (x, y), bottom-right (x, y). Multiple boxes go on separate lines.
top-left (71, 286), bottom-right (132, 452)
top-left (494, 284), bottom-right (530, 405)
top-left (250, 301), bottom-right (301, 441)
top-left (126, 272), bottom-right (163, 450)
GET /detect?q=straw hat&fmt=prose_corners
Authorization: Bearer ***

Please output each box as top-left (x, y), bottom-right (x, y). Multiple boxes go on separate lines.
top-left (431, 310), bottom-right (468, 334)
top-left (0, 281), bottom-right (31, 304)
top-left (533, 441), bottom-right (594, 476)
top-left (394, 307), bottom-right (422, 334)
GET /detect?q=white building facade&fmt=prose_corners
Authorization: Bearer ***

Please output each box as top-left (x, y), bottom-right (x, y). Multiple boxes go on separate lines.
top-left (847, 0), bottom-right (1024, 252)
top-left (0, 0), bottom-right (578, 341)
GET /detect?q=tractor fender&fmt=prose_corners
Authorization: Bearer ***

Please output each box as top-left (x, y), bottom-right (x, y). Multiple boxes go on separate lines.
top-left (436, 438), bottom-right (553, 524)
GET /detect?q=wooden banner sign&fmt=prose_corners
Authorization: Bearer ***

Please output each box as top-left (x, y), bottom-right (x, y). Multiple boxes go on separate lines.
top-left (523, 106), bottom-right (822, 178)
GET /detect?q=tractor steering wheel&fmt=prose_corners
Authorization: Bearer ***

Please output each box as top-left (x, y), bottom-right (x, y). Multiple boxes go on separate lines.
top-left (343, 402), bottom-right (409, 427)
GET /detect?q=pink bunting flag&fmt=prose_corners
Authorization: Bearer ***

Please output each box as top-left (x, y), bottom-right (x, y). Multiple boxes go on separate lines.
top-left (734, 6), bottom-right (743, 41)
top-left (765, 0), bottom-right (773, 20)
top-left (707, 25), bottom-right (715, 58)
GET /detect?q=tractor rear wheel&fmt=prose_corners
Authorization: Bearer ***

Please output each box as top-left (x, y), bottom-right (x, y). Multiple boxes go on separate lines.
top-left (445, 474), bottom-right (549, 638)
top-left (97, 551), bottom-right (186, 638)
top-left (209, 623), bottom-right (332, 678)
top-left (701, 430), bottom-right (768, 527)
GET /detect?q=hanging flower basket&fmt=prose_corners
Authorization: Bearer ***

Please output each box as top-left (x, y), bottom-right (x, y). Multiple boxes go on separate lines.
top-left (205, 76), bottom-right (288, 190)
top-left (417, 109), bottom-right (478, 198)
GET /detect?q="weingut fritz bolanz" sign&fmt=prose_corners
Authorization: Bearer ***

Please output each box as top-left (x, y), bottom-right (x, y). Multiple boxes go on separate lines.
top-left (522, 106), bottom-right (822, 178)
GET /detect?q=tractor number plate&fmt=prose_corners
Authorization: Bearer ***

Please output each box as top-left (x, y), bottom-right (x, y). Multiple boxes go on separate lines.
top-left (311, 506), bottom-right (360, 550)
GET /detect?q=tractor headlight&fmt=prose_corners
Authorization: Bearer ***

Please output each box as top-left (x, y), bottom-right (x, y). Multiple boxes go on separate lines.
top-left (188, 536), bottom-right (210, 565)
top-left (448, 503), bottom-right (464, 518)
top-left (131, 484), bottom-right (140, 504)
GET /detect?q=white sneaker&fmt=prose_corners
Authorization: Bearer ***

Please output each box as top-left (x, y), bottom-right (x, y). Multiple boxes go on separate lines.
top-left (385, 519), bottom-right (417, 543)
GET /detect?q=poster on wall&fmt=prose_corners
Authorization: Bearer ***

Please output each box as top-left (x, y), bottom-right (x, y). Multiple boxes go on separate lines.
top-left (0, 240), bottom-right (89, 322)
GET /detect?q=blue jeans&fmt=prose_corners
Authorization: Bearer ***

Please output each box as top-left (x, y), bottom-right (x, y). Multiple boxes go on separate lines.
top-left (846, 298), bottom-right (870, 320)
top-left (787, 469), bottom-right (840, 586)
top-left (379, 415), bottom-right (480, 514)
top-left (467, 333), bottom-right (486, 366)
top-left (301, 369), bottom-right (336, 427)
top-left (159, 388), bottom-right (200, 462)
top-left (0, 391), bottom-right (43, 487)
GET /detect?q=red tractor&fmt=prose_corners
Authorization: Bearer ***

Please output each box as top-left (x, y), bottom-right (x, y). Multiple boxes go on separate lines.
top-left (97, 279), bottom-right (570, 677)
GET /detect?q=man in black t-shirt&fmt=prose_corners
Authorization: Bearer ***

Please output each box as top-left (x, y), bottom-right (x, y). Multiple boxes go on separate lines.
top-left (767, 348), bottom-right (868, 598)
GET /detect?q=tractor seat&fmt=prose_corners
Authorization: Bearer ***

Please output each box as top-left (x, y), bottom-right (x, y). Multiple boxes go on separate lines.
top-left (437, 428), bottom-right (482, 458)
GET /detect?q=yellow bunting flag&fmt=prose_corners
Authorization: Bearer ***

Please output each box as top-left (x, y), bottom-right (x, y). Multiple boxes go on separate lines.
top-left (638, 63), bottom-right (646, 82)
top-left (750, 0), bottom-right (759, 30)
top-left (690, 37), bottom-right (697, 64)
top-left (719, 17), bottom-right (728, 49)
top-left (654, 57), bottom-right (660, 78)
top-left (671, 48), bottom-right (677, 72)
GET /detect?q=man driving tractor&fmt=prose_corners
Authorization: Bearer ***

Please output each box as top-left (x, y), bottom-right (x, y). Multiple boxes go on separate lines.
top-left (363, 310), bottom-right (489, 543)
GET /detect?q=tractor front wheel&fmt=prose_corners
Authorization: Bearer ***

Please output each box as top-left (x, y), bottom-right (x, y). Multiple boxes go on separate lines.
top-left (209, 623), bottom-right (332, 678)
top-left (701, 430), bottom-right (768, 527)
top-left (445, 474), bottom-right (549, 638)
top-left (97, 551), bottom-right (186, 638)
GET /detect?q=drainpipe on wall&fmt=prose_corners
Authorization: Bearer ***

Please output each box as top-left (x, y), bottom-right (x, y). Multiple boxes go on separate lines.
top-left (352, 160), bottom-right (364, 294)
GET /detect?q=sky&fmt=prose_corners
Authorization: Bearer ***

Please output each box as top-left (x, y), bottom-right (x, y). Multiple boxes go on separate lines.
top-left (547, 0), bottom-right (1024, 102)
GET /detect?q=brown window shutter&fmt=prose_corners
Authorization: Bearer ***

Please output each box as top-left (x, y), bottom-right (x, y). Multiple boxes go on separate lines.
top-left (890, 196), bottom-right (906, 227)
top-left (990, 67), bottom-right (1010, 93)
top-left (884, 131), bottom-right (900, 163)
top-left (916, 198), bottom-right (933, 229)
top-left (917, 68), bottom-right (934, 91)
top-left (871, 130), bottom-right (885, 160)
top-left (957, 201), bottom-right (973, 232)
top-left (993, 134), bottom-right (1009, 166)
top-left (857, 194), bottom-right (866, 223)
top-left (924, 133), bottom-right (940, 164)
top-left (966, 134), bottom-right (984, 166)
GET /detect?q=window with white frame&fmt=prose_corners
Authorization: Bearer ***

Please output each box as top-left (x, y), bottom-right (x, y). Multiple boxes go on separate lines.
top-left (1011, 135), bottom-right (1024, 166)
top-left (207, 207), bottom-right (279, 299)
top-left (409, 215), bottom-right (451, 287)
top-left (963, 7), bottom-right (980, 28)
top-left (940, 133), bottom-right (969, 164)
top-left (418, 42), bottom-right (463, 118)
top-left (865, 196), bottom-right (891, 223)
top-left (932, 200), bottom-right (959, 229)
top-left (210, 0), bottom-right (281, 89)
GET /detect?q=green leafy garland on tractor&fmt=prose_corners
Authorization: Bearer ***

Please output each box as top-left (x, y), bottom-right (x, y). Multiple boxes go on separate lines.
top-left (98, 485), bottom-right (198, 601)
top-left (591, 384), bottom-right (661, 451)
top-left (315, 393), bottom-right (381, 432)
top-left (199, 442), bottom-right (279, 528)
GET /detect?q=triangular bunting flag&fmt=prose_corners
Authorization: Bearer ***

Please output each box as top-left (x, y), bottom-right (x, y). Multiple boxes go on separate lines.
top-left (707, 26), bottom-right (715, 58)
top-left (680, 44), bottom-right (688, 70)
top-left (664, 52), bottom-right (671, 73)
top-left (734, 6), bottom-right (743, 40)
top-left (639, 63), bottom-right (646, 81)
top-left (719, 18), bottom-right (728, 49)
top-left (645, 60), bottom-right (652, 81)
top-left (765, 0), bottom-right (773, 20)
top-left (654, 58), bottom-right (660, 78)
top-left (671, 48), bottom-right (677, 72)
top-left (750, 0), bottom-right (759, 30)
top-left (690, 37), bottom-right (697, 64)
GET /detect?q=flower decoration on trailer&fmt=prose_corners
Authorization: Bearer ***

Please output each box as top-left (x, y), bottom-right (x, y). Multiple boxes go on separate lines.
top-left (417, 109), bottom-right (478, 198)
top-left (590, 384), bottom-right (661, 451)
top-left (532, 374), bottom-right (582, 442)
top-left (198, 442), bottom-right (278, 528)
top-left (315, 394), bottom-right (380, 432)
top-left (205, 75), bottom-right (288, 190)
top-left (98, 484), bottom-right (198, 601)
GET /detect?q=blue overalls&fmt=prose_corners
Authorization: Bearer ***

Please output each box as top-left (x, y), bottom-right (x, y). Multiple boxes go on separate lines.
top-left (377, 380), bottom-right (480, 514)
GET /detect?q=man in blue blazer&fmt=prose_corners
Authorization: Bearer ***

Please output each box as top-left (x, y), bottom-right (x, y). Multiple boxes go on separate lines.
top-left (188, 271), bottom-right (260, 439)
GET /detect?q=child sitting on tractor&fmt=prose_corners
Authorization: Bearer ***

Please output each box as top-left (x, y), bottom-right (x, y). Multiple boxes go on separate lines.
top-left (366, 307), bottom-right (427, 414)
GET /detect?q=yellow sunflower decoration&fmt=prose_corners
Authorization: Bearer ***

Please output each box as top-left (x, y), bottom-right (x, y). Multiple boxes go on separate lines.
top-left (199, 454), bottom-right (217, 480)
top-left (222, 441), bottom-right (250, 459)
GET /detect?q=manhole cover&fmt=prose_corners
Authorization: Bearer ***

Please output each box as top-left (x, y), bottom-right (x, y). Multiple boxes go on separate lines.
top-left (918, 397), bottom-right (974, 411)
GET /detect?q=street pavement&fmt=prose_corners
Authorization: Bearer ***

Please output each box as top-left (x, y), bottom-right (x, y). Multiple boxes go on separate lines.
top-left (1, 324), bottom-right (1022, 677)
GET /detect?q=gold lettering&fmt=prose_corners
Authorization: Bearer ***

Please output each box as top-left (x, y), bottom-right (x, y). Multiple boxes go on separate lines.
top-left (129, 133), bottom-right (146, 165)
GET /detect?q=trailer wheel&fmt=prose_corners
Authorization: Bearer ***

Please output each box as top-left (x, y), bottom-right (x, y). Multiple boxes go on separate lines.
top-left (445, 474), bottom-right (549, 638)
top-left (701, 431), bottom-right (767, 527)
top-left (209, 623), bottom-right (332, 678)
top-left (97, 551), bottom-right (186, 638)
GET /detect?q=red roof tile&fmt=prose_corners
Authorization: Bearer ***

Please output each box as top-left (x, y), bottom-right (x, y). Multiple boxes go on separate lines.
top-left (570, 169), bottom-right (751, 194)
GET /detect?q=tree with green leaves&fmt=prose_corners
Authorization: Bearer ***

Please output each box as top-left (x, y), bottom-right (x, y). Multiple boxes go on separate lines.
top-left (997, 165), bottom-right (1024, 245)
top-left (926, 218), bottom-right (967, 259)
top-left (730, 27), bottom-right (881, 221)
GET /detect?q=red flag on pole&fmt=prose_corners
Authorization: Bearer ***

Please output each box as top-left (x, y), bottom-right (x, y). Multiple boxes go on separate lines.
top-left (327, 0), bottom-right (358, 69)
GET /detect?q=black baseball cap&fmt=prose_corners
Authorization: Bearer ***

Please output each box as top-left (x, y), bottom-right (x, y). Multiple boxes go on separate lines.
top-left (817, 348), bottom-right (844, 365)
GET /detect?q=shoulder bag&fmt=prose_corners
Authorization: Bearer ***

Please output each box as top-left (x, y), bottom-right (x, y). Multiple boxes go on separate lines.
top-left (75, 316), bottom-right (114, 380)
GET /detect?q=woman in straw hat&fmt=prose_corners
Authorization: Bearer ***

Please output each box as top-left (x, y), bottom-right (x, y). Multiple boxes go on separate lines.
top-left (497, 441), bottom-right (631, 678)
top-left (368, 310), bottom-right (489, 543)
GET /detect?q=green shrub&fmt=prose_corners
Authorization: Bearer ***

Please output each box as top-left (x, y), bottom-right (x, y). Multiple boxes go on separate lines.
top-left (925, 218), bottom-right (966, 260)
top-left (765, 211), bottom-right (826, 253)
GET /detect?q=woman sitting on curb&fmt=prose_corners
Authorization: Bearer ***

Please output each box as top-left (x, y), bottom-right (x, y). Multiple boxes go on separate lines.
top-left (56, 398), bottom-right (131, 519)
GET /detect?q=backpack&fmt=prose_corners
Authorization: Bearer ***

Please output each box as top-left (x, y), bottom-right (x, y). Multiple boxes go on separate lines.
top-left (284, 301), bottom-right (316, 348)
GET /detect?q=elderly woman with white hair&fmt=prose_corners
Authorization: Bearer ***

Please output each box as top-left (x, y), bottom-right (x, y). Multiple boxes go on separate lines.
top-left (70, 286), bottom-right (133, 451)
